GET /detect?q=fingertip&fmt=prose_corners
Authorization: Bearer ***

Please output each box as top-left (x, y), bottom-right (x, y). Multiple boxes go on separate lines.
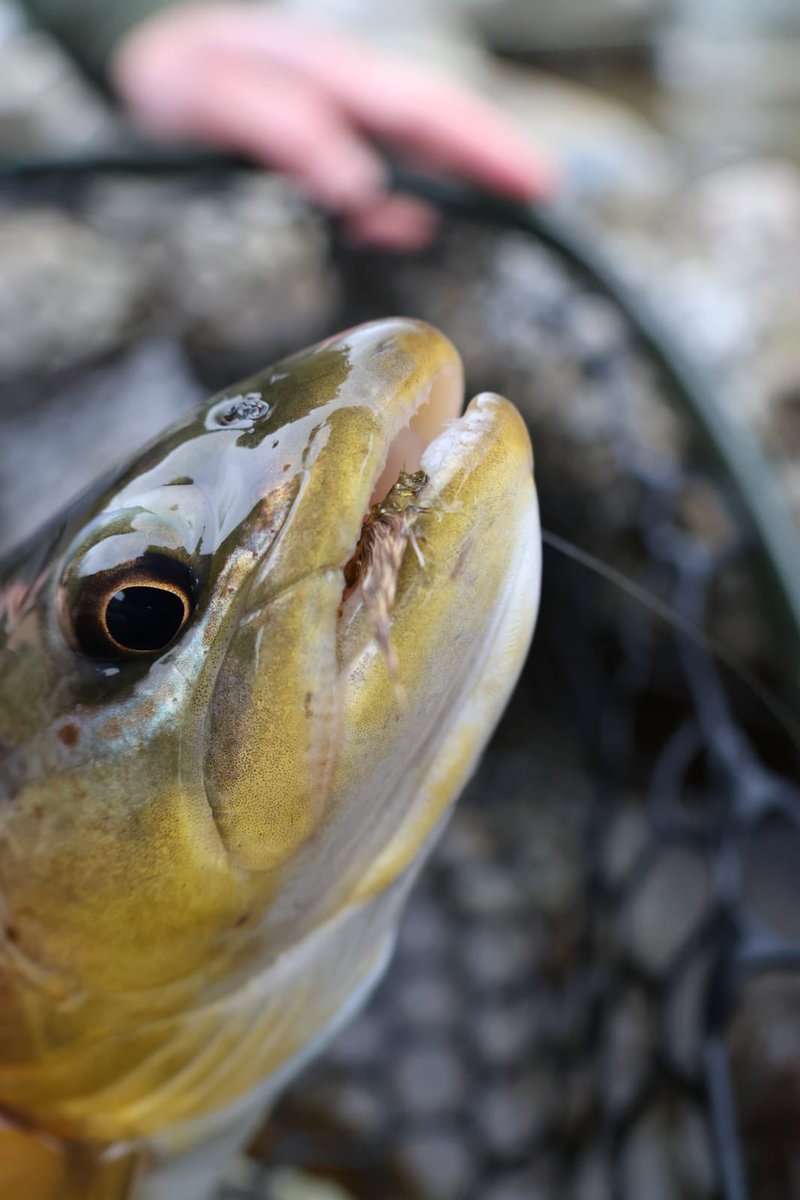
top-left (308, 146), bottom-right (388, 211)
top-left (344, 195), bottom-right (440, 252)
top-left (514, 155), bottom-right (563, 201)
top-left (476, 140), bottom-right (562, 202)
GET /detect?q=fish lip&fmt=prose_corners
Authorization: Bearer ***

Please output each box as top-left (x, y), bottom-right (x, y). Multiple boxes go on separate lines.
top-left (358, 358), bottom-right (466, 523)
top-left (330, 389), bottom-right (538, 905)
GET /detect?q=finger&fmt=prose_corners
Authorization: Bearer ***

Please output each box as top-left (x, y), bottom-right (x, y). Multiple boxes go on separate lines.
top-left (333, 66), bottom-right (558, 199)
top-left (198, 57), bottom-right (392, 212)
top-left (114, 7), bottom-right (558, 204)
top-left (120, 46), bottom-right (389, 214)
top-left (238, 23), bottom-right (558, 199)
top-left (344, 195), bottom-right (440, 251)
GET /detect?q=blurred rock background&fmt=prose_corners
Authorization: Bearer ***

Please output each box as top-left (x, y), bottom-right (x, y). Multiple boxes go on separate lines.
top-left (3, 0), bottom-right (800, 549)
top-left (3, 3), bottom-right (800, 1199)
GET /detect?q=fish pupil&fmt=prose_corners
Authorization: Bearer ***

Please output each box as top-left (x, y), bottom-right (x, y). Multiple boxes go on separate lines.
top-left (105, 586), bottom-right (186, 652)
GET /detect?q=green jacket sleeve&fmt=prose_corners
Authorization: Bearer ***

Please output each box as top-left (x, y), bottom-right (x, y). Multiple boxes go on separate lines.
top-left (18, 0), bottom-right (184, 87)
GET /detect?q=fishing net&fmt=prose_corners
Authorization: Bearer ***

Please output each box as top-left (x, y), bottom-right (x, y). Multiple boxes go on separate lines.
top-left (1, 171), bottom-right (799, 1200)
top-left (242, 219), bottom-right (800, 1200)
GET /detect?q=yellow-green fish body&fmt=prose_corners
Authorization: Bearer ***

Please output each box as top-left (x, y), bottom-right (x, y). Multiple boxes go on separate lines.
top-left (0, 320), bottom-right (540, 1199)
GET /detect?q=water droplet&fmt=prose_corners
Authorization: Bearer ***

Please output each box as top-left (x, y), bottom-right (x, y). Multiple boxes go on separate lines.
top-left (206, 393), bottom-right (270, 430)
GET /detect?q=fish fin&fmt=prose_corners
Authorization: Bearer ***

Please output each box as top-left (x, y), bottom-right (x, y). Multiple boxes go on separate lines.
top-left (0, 1121), bottom-right (64, 1200)
top-left (0, 1120), bottom-right (143, 1200)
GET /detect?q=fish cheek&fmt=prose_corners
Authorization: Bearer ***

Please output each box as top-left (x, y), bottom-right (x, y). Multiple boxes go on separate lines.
top-left (204, 570), bottom-right (341, 872)
top-left (0, 743), bottom-right (244, 1002)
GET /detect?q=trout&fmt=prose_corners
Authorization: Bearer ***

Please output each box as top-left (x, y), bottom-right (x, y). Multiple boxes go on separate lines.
top-left (0, 319), bottom-right (540, 1199)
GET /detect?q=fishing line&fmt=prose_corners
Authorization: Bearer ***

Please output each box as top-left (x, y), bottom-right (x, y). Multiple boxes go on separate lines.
top-left (541, 527), bottom-right (800, 756)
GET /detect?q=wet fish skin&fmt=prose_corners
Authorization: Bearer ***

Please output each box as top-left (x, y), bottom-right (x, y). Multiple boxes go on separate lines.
top-left (0, 319), bottom-right (541, 1198)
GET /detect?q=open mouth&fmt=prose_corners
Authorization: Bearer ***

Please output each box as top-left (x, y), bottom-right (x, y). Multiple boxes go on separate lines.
top-left (368, 360), bottom-right (464, 508)
top-left (338, 358), bottom-right (463, 663)
top-left (338, 355), bottom-right (520, 684)
top-left (326, 337), bottom-right (539, 902)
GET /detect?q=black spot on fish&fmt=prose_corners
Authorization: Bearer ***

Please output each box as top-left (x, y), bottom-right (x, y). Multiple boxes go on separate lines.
top-left (57, 722), bottom-right (80, 749)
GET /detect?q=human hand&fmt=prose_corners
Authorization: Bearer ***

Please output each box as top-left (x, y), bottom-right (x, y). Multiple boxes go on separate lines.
top-left (111, 3), bottom-right (557, 250)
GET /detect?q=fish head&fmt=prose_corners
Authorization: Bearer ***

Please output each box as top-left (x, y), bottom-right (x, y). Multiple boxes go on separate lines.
top-left (0, 319), bottom-right (540, 1137)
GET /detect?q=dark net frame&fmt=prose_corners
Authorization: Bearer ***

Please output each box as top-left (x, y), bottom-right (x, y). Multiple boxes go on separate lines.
top-left (3, 160), bottom-right (800, 1200)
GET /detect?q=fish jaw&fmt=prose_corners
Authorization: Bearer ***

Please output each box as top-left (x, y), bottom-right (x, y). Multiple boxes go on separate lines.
top-left (325, 392), bottom-right (540, 911)
top-left (202, 327), bottom-right (540, 895)
top-left (201, 319), bottom-right (466, 871)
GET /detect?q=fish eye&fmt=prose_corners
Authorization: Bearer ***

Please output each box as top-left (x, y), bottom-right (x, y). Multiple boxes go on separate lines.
top-left (65, 554), bottom-right (196, 660)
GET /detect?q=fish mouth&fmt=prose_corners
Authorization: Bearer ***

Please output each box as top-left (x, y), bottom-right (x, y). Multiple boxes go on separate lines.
top-left (365, 356), bottom-right (464, 509)
top-left (326, 359), bottom-right (539, 905)
top-left (203, 320), bottom-right (538, 876)
top-left (338, 348), bottom-right (465, 647)
top-left (335, 350), bottom-right (535, 685)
